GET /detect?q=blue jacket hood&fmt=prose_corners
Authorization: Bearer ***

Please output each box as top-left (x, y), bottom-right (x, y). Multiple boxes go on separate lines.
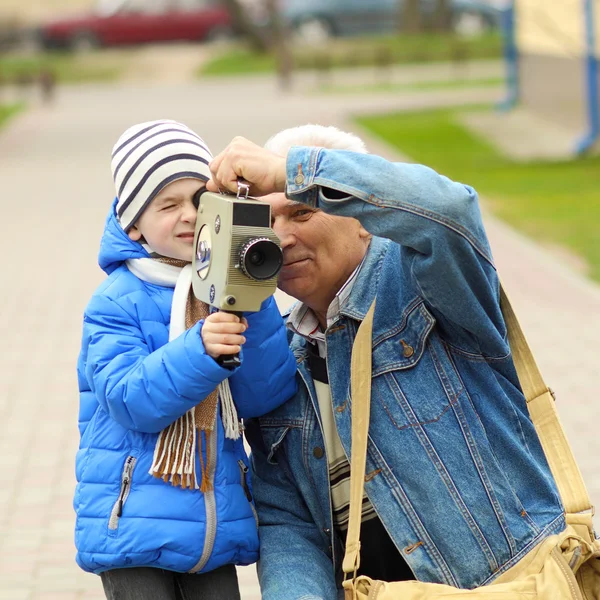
top-left (98, 198), bottom-right (150, 275)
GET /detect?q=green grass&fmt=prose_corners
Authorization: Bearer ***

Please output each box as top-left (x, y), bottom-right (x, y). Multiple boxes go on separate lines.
top-left (199, 32), bottom-right (502, 77)
top-left (356, 107), bottom-right (600, 281)
top-left (0, 103), bottom-right (24, 129)
top-left (0, 52), bottom-right (123, 84)
top-left (316, 76), bottom-right (503, 95)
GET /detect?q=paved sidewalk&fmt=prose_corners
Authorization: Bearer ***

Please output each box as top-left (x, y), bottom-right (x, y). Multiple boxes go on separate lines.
top-left (0, 76), bottom-right (597, 599)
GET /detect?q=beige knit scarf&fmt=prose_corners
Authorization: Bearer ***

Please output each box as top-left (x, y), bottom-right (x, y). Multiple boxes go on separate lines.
top-left (126, 256), bottom-right (240, 492)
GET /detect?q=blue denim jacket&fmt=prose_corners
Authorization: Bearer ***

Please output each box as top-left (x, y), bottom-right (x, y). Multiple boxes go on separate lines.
top-left (245, 148), bottom-right (565, 599)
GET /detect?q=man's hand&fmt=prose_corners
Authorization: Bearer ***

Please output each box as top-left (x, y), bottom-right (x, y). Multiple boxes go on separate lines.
top-left (201, 312), bottom-right (248, 359)
top-left (207, 136), bottom-right (287, 197)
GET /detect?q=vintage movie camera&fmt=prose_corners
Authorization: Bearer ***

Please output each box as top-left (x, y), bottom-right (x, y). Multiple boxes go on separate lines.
top-left (191, 184), bottom-right (283, 366)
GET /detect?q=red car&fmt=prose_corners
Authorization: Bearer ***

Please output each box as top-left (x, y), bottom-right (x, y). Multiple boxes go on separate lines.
top-left (38, 0), bottom-right (234, 51)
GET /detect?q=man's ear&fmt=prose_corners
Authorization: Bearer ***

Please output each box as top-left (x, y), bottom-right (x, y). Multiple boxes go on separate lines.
top-left (128, 225), bottom-right (142, 242)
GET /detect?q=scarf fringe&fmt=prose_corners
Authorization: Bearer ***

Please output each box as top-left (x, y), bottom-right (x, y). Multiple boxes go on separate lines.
top-left (219, 379), bottom-right (240, 441)
top-left (150, 406), bottom-right (202, 490)
top-left (149, 383), bottom-right (240, 490)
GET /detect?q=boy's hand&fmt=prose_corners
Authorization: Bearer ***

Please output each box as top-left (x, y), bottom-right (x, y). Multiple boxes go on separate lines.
top-left (201, 312), bottom-right (248, 360)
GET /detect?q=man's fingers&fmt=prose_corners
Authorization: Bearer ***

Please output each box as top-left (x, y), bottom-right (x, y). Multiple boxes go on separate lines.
top-left (206, 178), bottom-right (219, 193)
top-left (209, 136), bottom-right (287, 197)
top-left (209, 147), bottom-right (227, 176)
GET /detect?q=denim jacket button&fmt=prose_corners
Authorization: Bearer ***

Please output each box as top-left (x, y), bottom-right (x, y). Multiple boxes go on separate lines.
top-left (401, 339), bottom-right (415, 358)
top-left (313, 446), bottom-right (325, 459)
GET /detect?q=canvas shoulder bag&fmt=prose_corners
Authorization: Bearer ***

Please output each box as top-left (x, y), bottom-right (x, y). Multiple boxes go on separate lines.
top-left (342, 287), bottom-right (600, 600)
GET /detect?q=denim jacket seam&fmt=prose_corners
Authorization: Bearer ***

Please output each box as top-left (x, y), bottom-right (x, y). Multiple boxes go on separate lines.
top-left (442, 340), bottom-right (512, 362)
top-left (362, 194), bottom-right (495, 267)
top-left (387, 374), bottom-right (499, 572)
top-left (372, 313), bottom-right (435, 377)
top-left (411, 264), bottom-right (508, 361)
top-left (481, 513), bottom-right (566, 585)
top-left (451, 392), bottom-right (519, 557)
top-left (259, 419), bottom-right (303, 428)
top-left (287, 146), bottom-right (321, 192)
top-left (381, 375), bottom-right (461, 431)
top-left (447, 351), bottom-right (537, 542)
top-left (371, 297), bottom-right (425, 347)
top-left (301, 384), bottom-right (324, 497)
top-left (426, 341), bottom-right (502, 569)
top-left (367, 437), bottom-right (459, 587)
top-left (440, 343), bottom-right (518, 556)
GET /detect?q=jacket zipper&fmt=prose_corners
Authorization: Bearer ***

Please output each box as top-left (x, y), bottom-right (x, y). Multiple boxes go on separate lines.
top-left (189, 429), bottom-right (218, 573)
top-left (238, 459), bottom-right (259, 527)
top-left (108, 456), bottom-right (137, 530)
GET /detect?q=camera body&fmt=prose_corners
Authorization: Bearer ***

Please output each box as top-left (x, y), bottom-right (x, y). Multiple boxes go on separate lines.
top-left (192, 191), bottom-right (283, 312)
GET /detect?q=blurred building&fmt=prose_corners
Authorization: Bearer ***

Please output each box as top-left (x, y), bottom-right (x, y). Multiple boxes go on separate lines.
top-left (509, 0), bottom-right (599, 152)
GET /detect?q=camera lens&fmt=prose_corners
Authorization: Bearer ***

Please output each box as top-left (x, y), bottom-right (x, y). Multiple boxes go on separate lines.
top-left (240, 238), bottom-right (283, 281)
top-left (249, 251), bottom-right (265, 266)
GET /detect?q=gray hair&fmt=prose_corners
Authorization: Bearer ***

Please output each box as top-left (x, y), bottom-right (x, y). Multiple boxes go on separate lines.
top-left (264, 124), bottom-right (368, 155)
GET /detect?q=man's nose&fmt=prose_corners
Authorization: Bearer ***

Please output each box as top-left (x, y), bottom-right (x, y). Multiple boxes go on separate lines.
top-left (273, 221), bottom-right (295, 249)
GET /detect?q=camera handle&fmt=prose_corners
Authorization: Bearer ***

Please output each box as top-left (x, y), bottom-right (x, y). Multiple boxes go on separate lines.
top-left (215, 310), bottom-right (244, 370)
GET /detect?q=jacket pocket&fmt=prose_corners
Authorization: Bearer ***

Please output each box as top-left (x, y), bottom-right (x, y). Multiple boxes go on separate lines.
top-left (238, 459), bottom-right (259, 527)
top-left (371, 302), bottom-right (461, 429)
top-left (108, 455), bottom-right (137, 532)
top-left (261, 425), bottom-right (294, 465)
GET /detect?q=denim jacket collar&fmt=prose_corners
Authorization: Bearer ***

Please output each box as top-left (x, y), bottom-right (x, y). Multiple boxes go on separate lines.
top-left (338, 236), bottom-right (391, 323)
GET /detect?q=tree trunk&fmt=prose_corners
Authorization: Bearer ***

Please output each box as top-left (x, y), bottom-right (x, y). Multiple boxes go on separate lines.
top-left (401, 0), bottom-right (422, 33)
top-left (265, 0), bottom-right (293, 91)
top-left (433, 0), bottom-right (453, 32)
top-left (220, 0), bottom-right (270, 52)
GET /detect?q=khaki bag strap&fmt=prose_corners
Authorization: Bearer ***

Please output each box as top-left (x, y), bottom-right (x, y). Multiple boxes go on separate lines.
top-left (499, 284), bottom-right (592, 516)
top-left (342, 299), bottom-right (376, 578)
top-left (343, 286), bottom-right (593, 579)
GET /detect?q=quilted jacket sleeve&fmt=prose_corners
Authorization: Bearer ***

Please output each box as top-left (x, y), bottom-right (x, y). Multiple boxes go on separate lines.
top-left (229, 296), bottom-right (298, 419)
top-left (84, 294), bottom-right (231, 433)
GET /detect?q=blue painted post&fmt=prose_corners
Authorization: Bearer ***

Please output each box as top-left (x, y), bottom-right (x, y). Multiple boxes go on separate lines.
top-left (498, 0), bottom-right (519, 112)
top-left (575, 0), bottom-right (599, 154)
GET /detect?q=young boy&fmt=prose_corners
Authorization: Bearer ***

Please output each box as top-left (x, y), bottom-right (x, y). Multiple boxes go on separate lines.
top-left (74, 120), bottom-right (297, 600)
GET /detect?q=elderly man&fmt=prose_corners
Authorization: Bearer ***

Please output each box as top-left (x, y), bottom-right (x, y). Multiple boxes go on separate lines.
top-left (207, 126), bottom-right (565, 599)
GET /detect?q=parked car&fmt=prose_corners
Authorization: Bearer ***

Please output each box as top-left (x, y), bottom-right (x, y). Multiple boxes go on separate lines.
top-left (266, 0), bottom-right (506, 44)
top-left (36, 0), bottom-right (234, 51)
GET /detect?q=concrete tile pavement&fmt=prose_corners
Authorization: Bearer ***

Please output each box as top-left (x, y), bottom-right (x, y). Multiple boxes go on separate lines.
top-left (0, 74), bottom-right (597, 598)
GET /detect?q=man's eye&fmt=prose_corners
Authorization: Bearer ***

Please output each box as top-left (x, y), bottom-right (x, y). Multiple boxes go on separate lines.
top-left (293, 209), bottom-right (312, 219)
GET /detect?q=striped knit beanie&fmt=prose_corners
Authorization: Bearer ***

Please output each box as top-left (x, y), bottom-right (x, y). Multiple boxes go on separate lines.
top-left (111, 120), bottom-right (213, 231)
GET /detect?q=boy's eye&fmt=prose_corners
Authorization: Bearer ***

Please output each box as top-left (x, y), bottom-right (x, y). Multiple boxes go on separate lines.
top-left (161, 204), bottom-right (176, 211)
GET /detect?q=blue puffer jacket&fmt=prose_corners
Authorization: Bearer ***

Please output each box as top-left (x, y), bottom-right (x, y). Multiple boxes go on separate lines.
top-left (74, 201), bottom-right (297, 575)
